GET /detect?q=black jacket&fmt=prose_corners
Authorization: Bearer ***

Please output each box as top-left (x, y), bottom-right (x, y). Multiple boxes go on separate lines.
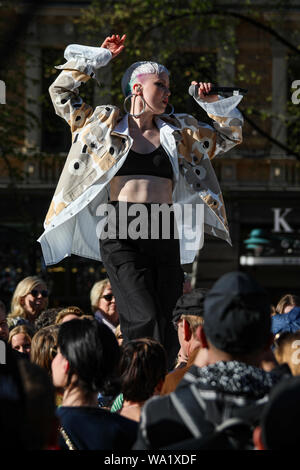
top-left (57, 406), bottom-right (137, 450)
top-left (133, 361), bottom-right (289, 450)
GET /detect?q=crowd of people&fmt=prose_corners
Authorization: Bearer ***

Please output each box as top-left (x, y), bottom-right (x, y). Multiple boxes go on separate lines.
top-left (1, 31), bottom-right (299, 452)
top-left (1, 271), bottom-right (300, 450)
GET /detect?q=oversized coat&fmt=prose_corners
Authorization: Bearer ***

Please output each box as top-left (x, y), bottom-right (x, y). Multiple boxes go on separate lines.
top-left (38, 44), bottom-right (243, 266)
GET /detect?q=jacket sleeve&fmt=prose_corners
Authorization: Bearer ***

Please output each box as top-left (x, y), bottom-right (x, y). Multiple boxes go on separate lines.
top-left (49, 44), bottom-right (112, 133)
top-left (192, 94), bottom-right (244, 160)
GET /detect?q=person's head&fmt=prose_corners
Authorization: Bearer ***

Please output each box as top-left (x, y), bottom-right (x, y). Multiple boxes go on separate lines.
top-left (51, 318), bottom-right (120, 400)
top-left (202, 271), bottom-right (272, 365)
top-left (172, 288), bottom-right (208, 359)
top-left (55, 306), bottom-right (84, 325)
top-left (122, 61), bottom-right (170, 117)
top-left (273, 330), bottom-right (300, 376)
top-left (276, 293), bottom-right (300, 314)
top-left (30, 325), bottom-right (59, 375)
top-left (18, 360), bottom-right (58, 450)
top-left (8, 325), bottom-right (34, 356)
top-left (34, 307), bottom-right (62, 330)
top-left (271, 306), bottom-right (300, 336)
top-left (0, 300), bottom-right (9, 341)
top-left (119, 338), bottom-right (167, 402)
top-left (90, 279), bottom-right (118, 327)
top-left (9, 276), bottom-right (49, 323)
top-left (253, 376), bottom-right (300, 450)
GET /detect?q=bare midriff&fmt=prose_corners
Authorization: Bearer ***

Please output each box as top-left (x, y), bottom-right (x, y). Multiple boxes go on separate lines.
top-left (109, 175), bottom-right (173, 204)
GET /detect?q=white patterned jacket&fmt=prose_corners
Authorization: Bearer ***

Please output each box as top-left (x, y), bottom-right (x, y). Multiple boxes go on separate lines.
top-left (38, 44), bottom-right (243, 266)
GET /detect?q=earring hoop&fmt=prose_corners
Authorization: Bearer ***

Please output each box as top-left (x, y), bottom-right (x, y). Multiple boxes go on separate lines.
top-left (161, 102), bottom-right (174, 116)
top-left (123, 94), bottom-right (146, 117)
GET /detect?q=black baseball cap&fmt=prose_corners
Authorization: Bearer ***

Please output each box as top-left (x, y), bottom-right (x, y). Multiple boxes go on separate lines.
top-left (203, 271), bottom-right (271, 354)
top-left (172, 288), bottom-right (208, 324)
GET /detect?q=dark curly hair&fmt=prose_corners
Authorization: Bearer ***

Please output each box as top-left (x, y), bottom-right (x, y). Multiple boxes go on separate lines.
top-left (119, 338), bottom-right (167, 402)
top-left (58, 318), bottom-right (120, 398)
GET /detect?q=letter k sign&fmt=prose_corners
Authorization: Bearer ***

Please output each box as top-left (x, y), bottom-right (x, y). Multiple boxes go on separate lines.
top-left (272, 208), bottom-right (293, 233)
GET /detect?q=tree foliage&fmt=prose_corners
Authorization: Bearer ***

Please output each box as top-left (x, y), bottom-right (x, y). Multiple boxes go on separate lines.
top-left (76, 0), bottom-right (300, 158)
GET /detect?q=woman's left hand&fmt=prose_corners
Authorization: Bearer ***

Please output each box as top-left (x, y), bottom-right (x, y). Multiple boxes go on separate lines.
top-left (191, 81), bottom-right (219, 103)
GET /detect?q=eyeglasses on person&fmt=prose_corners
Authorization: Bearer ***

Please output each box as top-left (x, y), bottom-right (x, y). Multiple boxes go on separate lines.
top-left (30, 289), bottom-right (49, 298)
top-left (101, 294), bottom-right (115, 302)
top-left (50, 346), bottom-right (57, 359)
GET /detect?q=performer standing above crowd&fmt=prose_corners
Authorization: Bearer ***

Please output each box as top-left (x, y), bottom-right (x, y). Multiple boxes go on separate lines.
top-left (39, 34), bottom-right (243, 367)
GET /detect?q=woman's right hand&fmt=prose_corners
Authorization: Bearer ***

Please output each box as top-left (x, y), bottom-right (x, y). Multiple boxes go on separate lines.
top-left (100, 34), bottom-right (126, 59)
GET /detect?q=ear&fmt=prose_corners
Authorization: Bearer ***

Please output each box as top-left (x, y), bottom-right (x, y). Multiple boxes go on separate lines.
top-left (63, 357), bottom-right (70, 375)
top-left (253, 426), bottom-right (265, 450)
top-left (195, 325), bottom-right (205, 344)
top-left (199, 326), bottom-right (209, 349)
top-left (183, 319), bottom-right (192, 342)
top-left (132, 82), bottom-right (142, 95)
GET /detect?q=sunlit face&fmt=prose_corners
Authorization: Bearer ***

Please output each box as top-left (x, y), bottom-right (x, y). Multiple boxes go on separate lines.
top-left (135, 72), bottom-right (170, 115)
top-left (21, 283), bottom-right (48, 320)
top-left (11, 333), bottom-right (31, 355)
top-left (0, 306), bottom-right (9, 341)
top-left (97, 283), bottom-right (119, 326)
top-left (51, 347), bottom-right (69, 389)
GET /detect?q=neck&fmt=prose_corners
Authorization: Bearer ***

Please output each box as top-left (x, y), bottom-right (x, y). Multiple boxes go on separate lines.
top-left (121, 399), bottom-right (144, 422)
top-left (123, 399), bottom-right (145, 408)
top-left (206, 348), bottom-right (262, 368)
top-left (62, 386), bottom-right (98, 408)
top-left (98, 310), bottom-right (119, 327)
top-left (24, 311), bottom-right (37, 323)
top-left (128, 113), bottom-right (156, 133)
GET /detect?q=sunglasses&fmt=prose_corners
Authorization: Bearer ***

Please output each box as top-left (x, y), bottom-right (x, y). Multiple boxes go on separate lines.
top-left (50, 346), bottom-right (57, 360)
top-left (101, 294), bottom-right (115, 302)
top-left (30, 289), bottom-right (49, 298)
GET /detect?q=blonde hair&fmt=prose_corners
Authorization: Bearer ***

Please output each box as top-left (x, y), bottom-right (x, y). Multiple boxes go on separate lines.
top-left (30, 325), bottom-right (59, 374)
top-left (90, 278), bottom-right (110, 313)
top-left (7, 276), bottom-right (48, 322)
top-left (55, 306), bottom-right (84, 325)
top-left (8, 324), bottom-right (34, 344)
top-left (181, 314), bottom-right (204, 335)
top-left (121, 61), bottom-right (169, 96)
top-left (276, 294), bottom-right (300, 314)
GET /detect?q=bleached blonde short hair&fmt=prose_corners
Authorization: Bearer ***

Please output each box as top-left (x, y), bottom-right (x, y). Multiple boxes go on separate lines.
top-left (121, 61), bottom-right (169, 96)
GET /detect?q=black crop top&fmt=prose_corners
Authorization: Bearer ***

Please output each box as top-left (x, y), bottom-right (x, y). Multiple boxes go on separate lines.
top-left (115, 145), bottom-right (173, 180)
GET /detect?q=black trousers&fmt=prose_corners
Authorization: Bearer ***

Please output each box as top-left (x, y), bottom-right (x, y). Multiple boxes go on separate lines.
top-left (99, 202), bottom-right (184, 368)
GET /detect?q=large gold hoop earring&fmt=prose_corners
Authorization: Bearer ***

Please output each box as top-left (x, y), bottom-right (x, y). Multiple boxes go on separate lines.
top-left (123, 94), bottom-right (146, 117)
top-left (161, 102), bottom-right (174, 116)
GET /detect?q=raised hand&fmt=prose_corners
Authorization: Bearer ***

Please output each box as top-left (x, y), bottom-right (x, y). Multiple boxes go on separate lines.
top-left (191, 81), bottom-right (219, 103)
top-left (100, 34), bottom-right (126, 59)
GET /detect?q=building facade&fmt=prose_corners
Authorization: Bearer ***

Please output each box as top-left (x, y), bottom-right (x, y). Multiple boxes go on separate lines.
top-left (1, 0), bottom-right (300, 309)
